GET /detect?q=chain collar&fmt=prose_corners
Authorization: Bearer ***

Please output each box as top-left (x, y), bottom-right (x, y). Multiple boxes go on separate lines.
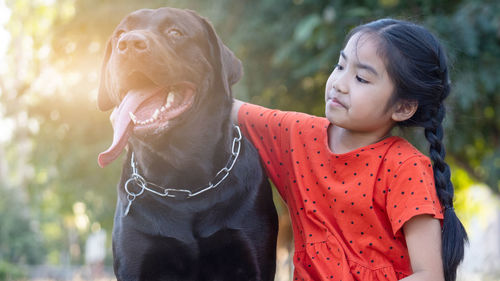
top-left (123, 125), bottom-right (242, 216)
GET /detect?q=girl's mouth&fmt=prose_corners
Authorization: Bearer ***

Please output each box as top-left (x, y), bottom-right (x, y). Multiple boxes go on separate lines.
top-left (328, 97), bottom-right (346, 108)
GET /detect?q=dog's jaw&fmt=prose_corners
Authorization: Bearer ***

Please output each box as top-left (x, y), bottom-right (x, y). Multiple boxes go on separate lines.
top-left (97, 83), bottom-right (196, 168)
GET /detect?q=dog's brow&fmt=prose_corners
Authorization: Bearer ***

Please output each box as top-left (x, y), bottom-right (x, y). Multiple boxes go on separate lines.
top-left (122, 16), bottom-right (141, 29)
top-left (159, 18), bottom-right (174, 28)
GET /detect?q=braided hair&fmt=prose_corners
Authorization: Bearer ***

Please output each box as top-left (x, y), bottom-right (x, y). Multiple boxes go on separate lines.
top-left (347, 19), bottom-right (467, 281)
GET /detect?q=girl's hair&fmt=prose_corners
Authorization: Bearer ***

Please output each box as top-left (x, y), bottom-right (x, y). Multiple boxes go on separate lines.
top-left (347, 19), bottom-right (468, 281)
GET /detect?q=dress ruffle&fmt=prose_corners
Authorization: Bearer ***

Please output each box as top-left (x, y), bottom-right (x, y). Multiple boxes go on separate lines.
top-left (292, 236), bottom-right (410, 281)
top-left (348, 260), bottom-right (409, 281)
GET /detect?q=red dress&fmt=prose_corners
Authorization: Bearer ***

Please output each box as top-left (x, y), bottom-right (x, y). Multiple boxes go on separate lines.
top-left (238, 103), bottom-right (444, 281)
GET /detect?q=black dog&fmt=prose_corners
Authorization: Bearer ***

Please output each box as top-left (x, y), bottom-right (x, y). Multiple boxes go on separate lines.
top-left (97, 7), bottom-right (278, 281)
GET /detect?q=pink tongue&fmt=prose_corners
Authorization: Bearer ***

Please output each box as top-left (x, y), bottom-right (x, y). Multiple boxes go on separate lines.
top-left (97, 89), bottom-right (157, 168)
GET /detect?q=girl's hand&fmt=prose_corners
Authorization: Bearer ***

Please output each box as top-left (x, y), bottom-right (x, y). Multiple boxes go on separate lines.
top-left (401, 215), bottom-right (445, 281)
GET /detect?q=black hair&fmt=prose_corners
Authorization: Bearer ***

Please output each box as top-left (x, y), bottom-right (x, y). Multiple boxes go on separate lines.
top-left (347, 19), bottom-right (467, 281)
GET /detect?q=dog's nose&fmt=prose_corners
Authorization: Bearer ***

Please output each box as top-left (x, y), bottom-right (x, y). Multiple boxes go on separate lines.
top-left (117, 33), bottom-right (148, 53)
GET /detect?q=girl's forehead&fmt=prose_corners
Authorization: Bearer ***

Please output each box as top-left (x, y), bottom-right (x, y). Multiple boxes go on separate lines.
top-left (344, 33), bottom-right (377, 57)
top-left (343, 32), bottom-right (387, 72)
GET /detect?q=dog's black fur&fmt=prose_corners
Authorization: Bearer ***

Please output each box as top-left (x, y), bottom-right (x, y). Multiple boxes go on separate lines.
top-left (98, 7), bottom-right (278, 281)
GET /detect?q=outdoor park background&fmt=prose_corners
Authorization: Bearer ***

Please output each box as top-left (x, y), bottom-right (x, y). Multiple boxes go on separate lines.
top-left (0, 0), bottom-right (499, 280)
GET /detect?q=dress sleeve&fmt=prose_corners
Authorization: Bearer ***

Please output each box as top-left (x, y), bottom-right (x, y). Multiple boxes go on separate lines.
top-left (386, 155), bottom-right (444, 235)
top-left (237, 103), bottom-right (293, 196)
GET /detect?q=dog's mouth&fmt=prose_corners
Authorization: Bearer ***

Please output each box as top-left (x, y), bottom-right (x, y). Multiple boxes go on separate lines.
top-left (129, 83), bottom-right (195, 130)
top-left (98, 78), bottom-right (196, 168)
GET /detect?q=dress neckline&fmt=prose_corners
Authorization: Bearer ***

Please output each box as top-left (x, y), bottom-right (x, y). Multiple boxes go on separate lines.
top-left (321, 122), bottom-right (400, 159)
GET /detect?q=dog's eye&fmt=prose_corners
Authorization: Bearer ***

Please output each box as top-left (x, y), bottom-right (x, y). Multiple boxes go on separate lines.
top-left (167, 28), bottom-right (183, 37)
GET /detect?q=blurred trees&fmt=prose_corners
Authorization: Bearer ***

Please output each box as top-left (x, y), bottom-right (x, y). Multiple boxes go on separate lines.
top-left (0, 185), bottom-right (44, 279)
top-left (0, 0), bottom-right (498, 272)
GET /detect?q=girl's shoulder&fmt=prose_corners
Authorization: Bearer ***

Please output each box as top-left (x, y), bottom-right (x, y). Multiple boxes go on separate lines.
top-left (386, 137), bottom-right (424, 156)
top-left (358, 136), bottom-right (425, 159)
top-left (383, 136), bottom-right (432, 171)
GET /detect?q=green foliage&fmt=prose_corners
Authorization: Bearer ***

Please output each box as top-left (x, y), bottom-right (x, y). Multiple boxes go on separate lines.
top-left (0, 260), bottom-right (25, 281)
top-left (0, 186), bottom-right (44, 278)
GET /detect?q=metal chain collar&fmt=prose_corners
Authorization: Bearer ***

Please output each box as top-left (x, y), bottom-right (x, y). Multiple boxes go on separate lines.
top-left (123, 125), bottom-right (242, 216)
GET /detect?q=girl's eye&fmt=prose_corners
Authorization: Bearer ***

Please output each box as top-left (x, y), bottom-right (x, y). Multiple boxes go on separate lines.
top-left (167, 28), bottom-right (183, 37)
top-left (356, 75), bottom-right (369, 83)
top-left (335, 64), bottom-right (344, 71)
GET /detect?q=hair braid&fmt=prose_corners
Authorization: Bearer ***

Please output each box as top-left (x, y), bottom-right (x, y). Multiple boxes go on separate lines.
top-left (424, 64), bottom-right (467, 281)
top-left (425, 105), bottom-right (467, 281)
top-left (425, 105), bottom-right (452, 206)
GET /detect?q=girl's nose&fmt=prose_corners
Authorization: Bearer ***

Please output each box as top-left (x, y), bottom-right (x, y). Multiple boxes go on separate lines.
top-left (332, 73), bottom-right (348, 94)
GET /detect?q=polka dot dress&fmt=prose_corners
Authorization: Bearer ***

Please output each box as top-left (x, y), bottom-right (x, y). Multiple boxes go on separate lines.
top-left (238, 103), bottom-right (444, 281)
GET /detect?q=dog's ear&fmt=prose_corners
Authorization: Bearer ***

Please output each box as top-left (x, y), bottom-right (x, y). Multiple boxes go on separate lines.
top-left (97, 38), bottom-right (114, 111)
top-left (196, 13), bottom-right (243, 97)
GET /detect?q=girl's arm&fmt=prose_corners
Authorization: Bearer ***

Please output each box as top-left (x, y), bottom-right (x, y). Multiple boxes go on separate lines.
top-left (231, 99), bottom-right (245, 125)
top-left (401, 215), bottom-right (445, 281)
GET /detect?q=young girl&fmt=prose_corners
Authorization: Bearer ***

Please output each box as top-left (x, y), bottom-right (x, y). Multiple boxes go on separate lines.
top-left (231, 19), bottom-right (467, 281)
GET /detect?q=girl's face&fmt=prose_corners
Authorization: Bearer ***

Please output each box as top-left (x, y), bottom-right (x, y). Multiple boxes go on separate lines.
top-left (325, 32), bottom-right (397, 135)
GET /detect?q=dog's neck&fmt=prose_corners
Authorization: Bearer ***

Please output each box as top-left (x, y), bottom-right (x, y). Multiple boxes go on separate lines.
top-left (127, 115), bottom-right (233, 191)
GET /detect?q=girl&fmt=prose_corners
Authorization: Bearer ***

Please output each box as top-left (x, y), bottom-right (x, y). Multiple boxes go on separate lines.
top-left (231, 19), bottom-right (467, 281)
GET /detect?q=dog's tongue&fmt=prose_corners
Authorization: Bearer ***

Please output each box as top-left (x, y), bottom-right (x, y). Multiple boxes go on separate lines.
top-left (98, 89), bottom-right (157, 168)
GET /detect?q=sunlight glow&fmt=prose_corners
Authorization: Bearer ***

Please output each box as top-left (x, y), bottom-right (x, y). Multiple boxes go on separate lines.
top-left (50, 109), bottom-right (60, 121)
top-left (37, 44), bottom-right (51, 60)
top-left (28, 117), bottom-right (40, 134)
top-left (65, 41), bottom-right (76, 54)
top-left (73, 202), bottom-right (90, 231)
top-left (0, 0), bottom-right (11, 75)
top-left (30, 66), bottom-right (64, 97)
top-left (67, 71), bottom-right (82, 86)
top-left (88, 41), bottom-right (100, 53)
top-left (17, 34), bottom-right (34, 82)
top-left (36, 0), bottom-right (56, 5)
top-left (0, 0), bottom-right (10, 25)
top-left (0, 117), bottom-right (15, 143)
top-left (60, 2), bottom-right (75, 20)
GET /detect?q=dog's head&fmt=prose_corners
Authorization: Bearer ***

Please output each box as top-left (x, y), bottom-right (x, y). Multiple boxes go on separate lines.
top-left (97, 7), bottom-right (242, 168)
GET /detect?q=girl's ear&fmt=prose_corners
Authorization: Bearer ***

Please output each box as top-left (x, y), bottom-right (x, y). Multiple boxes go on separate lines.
top-left (391, 100), bottom-right (418, 122)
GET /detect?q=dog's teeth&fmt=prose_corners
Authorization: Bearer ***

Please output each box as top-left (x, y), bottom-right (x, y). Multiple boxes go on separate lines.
top-left (152, 109), bottom-right (159, 120)
top-left (129, 112), bottom-right (137, 124)
top-left (166, 92), bottom-right (175, 108)
top-left (160, 106), bottom-right (166, 112)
